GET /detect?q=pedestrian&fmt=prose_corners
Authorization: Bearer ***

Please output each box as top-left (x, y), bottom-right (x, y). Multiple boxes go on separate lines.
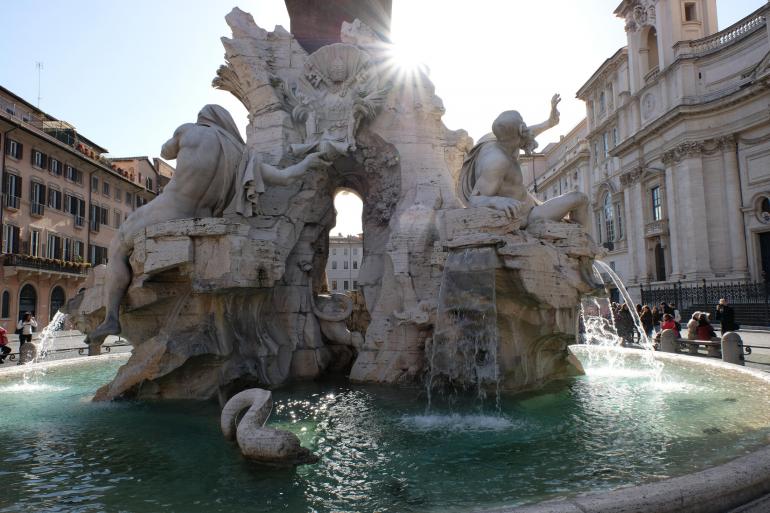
top-left (652, 306), bottom-right (662, 333)
top-left (660, 313), bottom-right (680, 338)
top-left (616, 303), bottom-right (635, 346)
top-left (670, 303), bottom-right (681, 323)
top-left (0, 326), bottom-right (10, 363)
top-left (715, 298), bottom-right (739, 333)
top-left (16, 312), bottom-right (37, 349)
top-left (687, 311), bottom-right (700, 340)
top-left (640, 305), bottom-right (654, 338)
top-left (696, 312), bottom-right (716, 341)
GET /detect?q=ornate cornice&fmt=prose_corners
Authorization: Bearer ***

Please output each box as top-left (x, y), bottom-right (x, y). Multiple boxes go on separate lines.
top-left (661, 136), bottom-right (736, 165)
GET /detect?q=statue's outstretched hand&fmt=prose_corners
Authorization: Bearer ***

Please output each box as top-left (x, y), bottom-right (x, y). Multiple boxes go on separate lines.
top-left (304, 152), bottom-right (332, 170)
top-left (550, 94), bottom-right (561, 118)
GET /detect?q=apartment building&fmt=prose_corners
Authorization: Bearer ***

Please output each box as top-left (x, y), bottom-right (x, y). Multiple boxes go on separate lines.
top-left (326, 233), bottom-right (363, 292)
top-left (0, 85), bottom-right (168, 331)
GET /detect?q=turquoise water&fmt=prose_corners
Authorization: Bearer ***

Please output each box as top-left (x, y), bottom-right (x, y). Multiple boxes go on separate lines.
top-left (2, 349), bottom-right (770, 513)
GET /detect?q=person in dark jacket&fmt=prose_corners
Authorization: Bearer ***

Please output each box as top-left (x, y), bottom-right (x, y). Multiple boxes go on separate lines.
top-left (640, 305), bottom-right (654, 338)
top-left (715, 298), bottom-right (738, 333)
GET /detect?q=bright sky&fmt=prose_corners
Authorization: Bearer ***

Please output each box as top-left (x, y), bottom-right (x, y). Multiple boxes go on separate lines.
top-left (2, 0), bottom-right (765, 235)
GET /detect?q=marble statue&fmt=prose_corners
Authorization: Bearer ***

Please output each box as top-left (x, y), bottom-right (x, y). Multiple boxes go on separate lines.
top-left (220, 388), bottom-right (317, 465)
top-left (459, 94), bottom-right (589, 228)
top-left (86, 105), bottom-right (330, 344)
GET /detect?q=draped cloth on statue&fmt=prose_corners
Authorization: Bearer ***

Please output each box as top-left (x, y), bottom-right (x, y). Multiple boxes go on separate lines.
top-left (196, 105), bottom-right (264, 217)
top-left (457, 133), bottom-right (496, 206)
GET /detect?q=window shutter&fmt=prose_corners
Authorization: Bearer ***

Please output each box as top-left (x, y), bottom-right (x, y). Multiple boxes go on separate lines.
top-left (11, 226), bottom-right (20, 253)
top-left (42, 153), bottom-right (47, 168)
top-left (30, 150), bottom-right (35, 165)
top-left (16, 143), bottom-right (23, 160)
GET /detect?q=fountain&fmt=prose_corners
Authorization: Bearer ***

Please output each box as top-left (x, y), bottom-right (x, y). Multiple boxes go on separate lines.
top-left (1, 4), bottom-right (768, 512)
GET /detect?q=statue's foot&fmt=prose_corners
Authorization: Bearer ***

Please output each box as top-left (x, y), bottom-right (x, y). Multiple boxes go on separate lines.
top-left (87, 319), bottom-right (121, 346)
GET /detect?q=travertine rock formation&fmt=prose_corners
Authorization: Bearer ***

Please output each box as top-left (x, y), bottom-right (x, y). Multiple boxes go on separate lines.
top-left (69, 7), bottom-right (601, 401)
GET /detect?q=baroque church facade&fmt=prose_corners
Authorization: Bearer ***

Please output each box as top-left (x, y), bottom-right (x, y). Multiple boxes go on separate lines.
top-left (530, 0), bottom-right (770, 300)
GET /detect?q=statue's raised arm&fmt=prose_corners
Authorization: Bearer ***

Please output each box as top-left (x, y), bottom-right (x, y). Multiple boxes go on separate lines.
top-left (526, 93), bottom-right (561, 139)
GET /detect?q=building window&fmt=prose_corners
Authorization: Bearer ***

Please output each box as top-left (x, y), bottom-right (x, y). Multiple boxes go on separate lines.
top-left (4, 138), bottom-right (22, 160)
top-left (32, 150), bottom-right (47, 169)
top-left (599, 91), bottom-right (606, 113)
top-left (145, 177), bottom-right (153, 191)
top-left (602, 132), bottom-right (609, 158)
top-left (2, 224), bottom-right (20, 253)
top-left (332, 248), bottom-right (337, 255)
top-left (684, 2), bottom-right (697, 21)
top-left (344, 248), bottom-right (348, 256)
top-left (65, 165), bottom-right (82, 184)
top-left (62, 237), bottom-right (72, 261)
top-left (603, 193), bottom-right (615, 242)
top-left (125, 191), bottom-right (133, 207)
top-left (343, 280), bottom-right (349, 290)
top-left (113, 210), bottom-right (121, 229)
top-left (615, 202), bottom-right (624, 240)
top-left (74, 240), bottom-right (85, 260)
top-left (332, 261), bottom-right (338, 270)
top-left (88, 244), bottom-right (109, 265)
top-left (91, 176), bottom-right (98, 191)
top-left (49, 158), bottom-right (62, 176)
top-left (651, 186), bottom-right (662, 221)
top-left (343, 260), bottom-right (349, 270)
top-left (353, 261), bottom-right (358, 269)
top-left (612, 127), bottom-right (618, 147)
top-left (353, 248), bottom-right (358, 255)
top-left (31, 181), bottom-right (46, 213)
top-left (46, 233), bottom-right (62, 259)
top-left (103, 181), bottom-right (110, 197)
top-left (2, 173), bottom-right (22, 206)
top-left (353, 281), bottom-right (358, 289)
top-left (30, 230), bottom-right (40, 257)
top-left (114, 187), bottom-right (121, 203)
top-left (331, 280), bottom-right (338, 291)
top-left (593, 142), bottom-right (600, 161)
top-left (48, 188), bottom-right (63, 211)
top-left (1, 290), bottom-right (9, 319)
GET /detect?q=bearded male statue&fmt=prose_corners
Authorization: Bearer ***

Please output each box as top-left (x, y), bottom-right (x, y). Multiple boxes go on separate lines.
top-left (459, 94), bottom-right (589, 227)
top-left (87, 105), bottom-right (329, 344)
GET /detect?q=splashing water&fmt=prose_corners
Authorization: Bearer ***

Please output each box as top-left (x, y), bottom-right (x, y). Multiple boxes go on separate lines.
top-left (579, 261), bottom-right (664, 381)
top-left (34, 310), bottom-right (67, 363)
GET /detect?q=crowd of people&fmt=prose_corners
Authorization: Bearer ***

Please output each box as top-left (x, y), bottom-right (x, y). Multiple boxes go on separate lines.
top-left (601, 299), bottom-right (738, 347)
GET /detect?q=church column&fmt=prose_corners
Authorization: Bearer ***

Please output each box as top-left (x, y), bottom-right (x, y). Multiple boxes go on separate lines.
top-left (722, 136), bottom-right (749, 277)
top-left (663, 161), bottom-right (682, 281)
top-left (632, 179), bottom-right (647, 281)
top-left (679, 155), bottom-right (713, 279)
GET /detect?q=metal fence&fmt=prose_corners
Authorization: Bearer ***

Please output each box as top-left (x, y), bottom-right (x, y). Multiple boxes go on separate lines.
top-left (640, 279), bottom-right (770, 310)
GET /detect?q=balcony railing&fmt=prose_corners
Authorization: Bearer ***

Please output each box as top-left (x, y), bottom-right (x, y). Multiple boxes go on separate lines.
top-left (30, 202), bottom-right (45, 216)
top-left (1, 253), bottom-right (90, 276)
top-left (645, 219), bottom-right (669, 237)
top-left (3, 194), bottom-right (20, 210)
top-left (677, 5), bottom-right (768, 57)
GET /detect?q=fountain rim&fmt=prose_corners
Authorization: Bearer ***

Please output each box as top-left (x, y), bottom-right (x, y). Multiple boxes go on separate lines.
top-left (2, 347), bottom-right (768, 512)
top-left (476, 345), bottom-right (770, 513)
top-left (0, 352), bottom-right (130, 378)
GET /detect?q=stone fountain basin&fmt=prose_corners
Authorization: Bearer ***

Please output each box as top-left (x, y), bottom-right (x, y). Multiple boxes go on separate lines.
top-left (479, 346), bottom-right (770, 513)
top-left (3, 347), bottom-right (770, 512)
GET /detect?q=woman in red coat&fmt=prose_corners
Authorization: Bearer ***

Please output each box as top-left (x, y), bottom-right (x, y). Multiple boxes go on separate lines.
top-left (660, 313), bottom-right (679, 338)
top-left (696, 313), bottom-right (716, 341)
